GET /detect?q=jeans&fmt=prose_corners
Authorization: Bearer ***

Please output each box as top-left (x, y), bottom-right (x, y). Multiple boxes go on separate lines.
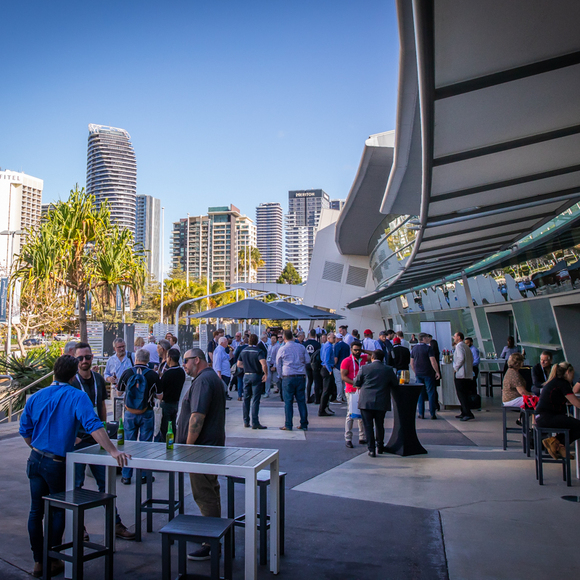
top-left (237, 372), bottom-right (245, 398)
top-left (416, 375), bottom-right (438, 418)
top-left (243, 373), bottom-right (265, 427)
top-left (122, 409), bottom-right (154, 479)
top-left (74, 450), bottom-right (122, 525)
top-left (265, 366), bottom-right (275, 395)
top-left (345, 391), bottom-right (366, 441)
top-left (26, 450), bottom-right (66, 563)
top-left (282, 376), bottom-right (308, 430)
top-left (360, 409), bottom-right (386, 451)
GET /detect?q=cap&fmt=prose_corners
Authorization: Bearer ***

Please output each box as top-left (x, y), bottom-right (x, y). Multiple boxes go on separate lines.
top-left (379, 330), bottom-right (387, 336)
top-left (393, 336), bottom-right (401, 345)
top-left (335, 333), bottom-right (343, 339)
top-left (364, 329), bottom-right (373, 336)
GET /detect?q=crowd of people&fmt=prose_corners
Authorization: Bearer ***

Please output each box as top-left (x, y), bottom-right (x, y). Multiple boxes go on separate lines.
top-left (19, 323), bottom-right (580, 575)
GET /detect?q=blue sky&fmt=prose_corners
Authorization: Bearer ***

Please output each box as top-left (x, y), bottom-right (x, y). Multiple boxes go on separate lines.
top-left (1, 0), bottom-right (399, 269)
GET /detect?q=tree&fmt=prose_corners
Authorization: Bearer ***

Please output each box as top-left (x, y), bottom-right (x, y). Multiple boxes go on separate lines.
top-left (12, 186), bottom-right (147, 342)
top-left (237, 246), bottom-right (265, 279)
top-left (277, 263), bottom-right (302, 285)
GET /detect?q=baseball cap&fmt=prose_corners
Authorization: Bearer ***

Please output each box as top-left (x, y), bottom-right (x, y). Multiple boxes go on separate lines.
top-left (393, 336), bottom-right (401, 345)
top-left (364, 329), bottom-right (373, 336)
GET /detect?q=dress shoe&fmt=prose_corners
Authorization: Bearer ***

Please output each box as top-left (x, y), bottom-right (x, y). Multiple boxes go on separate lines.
top-left (238, 397), bottom-right (243, 401)
top-left (141, 475), bottom-right (155, 484)
top-left (417, 414), bottom-right (425, 419)
top-left (307, 397), bottom-right (315, 404)
top-left (121, 477), bottom-right (131, 485)
top-left (83, 526), bottom-right (90, 542)
top-left (279, 426), bottom-right (292, 431)
top-left (359, 439), bottom-right (367, 445)
top-left (455, 415), bottom-right (465, 419)
top-left (32, 562), bottom-right (42, 578)
top-left (297, 425), bottom-right (308, 430)
top-left (368, 450), bottom-right (377, 458)
top-left (325, 407), bottom-right (335, 415)
top-left (377, 446), bottom-right (385, 454)
top-left (225, 394), bottom-right (232, 400)
top-left (244, 423), bottom-right (250, 428)
top-left (345, 441), bottom-right (354, 448)
top-left (252, 424), bottom-right (267, 429)
top-left (318, 411), bottom-right (332, 417)
top-left (116, 522), bottom-right (135, 540)
top-left (460, 416), bottom-right (474, 422)
top-left (431, 415), bottom-right (438, 420)
top-left (51, 560), bottom-right (65, 576)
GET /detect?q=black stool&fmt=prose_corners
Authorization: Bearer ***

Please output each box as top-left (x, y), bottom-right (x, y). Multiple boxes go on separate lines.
top-left (522, 407), bottom-right (536, 457)
top-left (502, 406), bottom-right (523, 450)
top-left (135, 469), bottom-right (185, 541)
top-left (160, 514), bottom-right (234, 580)
top-left (43, 489), bottom-right (115, 580)
top-left (534, 426), bottom-right (571, 486)
top-left (227, 470), bottom-right (286, 565)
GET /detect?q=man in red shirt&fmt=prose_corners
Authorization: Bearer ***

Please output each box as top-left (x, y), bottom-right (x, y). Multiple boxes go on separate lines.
top-left (341, 341), bottom-right (368, 448)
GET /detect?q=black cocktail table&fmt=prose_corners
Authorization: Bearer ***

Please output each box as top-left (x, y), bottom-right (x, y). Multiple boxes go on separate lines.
top-left (385, 384), bottom-right (428, 457)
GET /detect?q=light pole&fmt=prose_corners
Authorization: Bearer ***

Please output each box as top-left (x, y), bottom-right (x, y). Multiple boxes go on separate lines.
top-left (1, 229), bottom-right (24, 355)
top-left (186, 213), bottom-right (190, 286)
top-left (160, 207), bottom-right (165, 324)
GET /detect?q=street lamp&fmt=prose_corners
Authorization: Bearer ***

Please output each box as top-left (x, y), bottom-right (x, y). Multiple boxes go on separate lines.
top-left (1, 229), bottom-right (24, 355)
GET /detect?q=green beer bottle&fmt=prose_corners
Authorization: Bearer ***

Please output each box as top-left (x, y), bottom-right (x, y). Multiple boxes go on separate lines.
top-left (166, 421), bottom-right (174, 450)
top-left (100, 421), bottom-right (106, 449)
top-left (117, 417), bottom-right (124, 446)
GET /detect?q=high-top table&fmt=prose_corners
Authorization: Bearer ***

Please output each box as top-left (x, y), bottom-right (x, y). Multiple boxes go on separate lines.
top-left (65, 442), bottom-right (280, 580)
top-left (385, 383), bottom-right (428, 456)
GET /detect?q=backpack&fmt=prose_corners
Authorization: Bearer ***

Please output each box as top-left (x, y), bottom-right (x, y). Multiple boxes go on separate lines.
top-left (310, 349), bottom-right (322, 373)
top-left (124, 367), bottom-right (151, 412)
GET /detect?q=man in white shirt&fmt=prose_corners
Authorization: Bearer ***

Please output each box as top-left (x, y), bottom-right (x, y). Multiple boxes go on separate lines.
top-left (142, 336), bottom-right (160, 368)
top-left (396, 331), bottom-right (410, 349)
top-left (212, 337), bottom-right (232, 400)
top-left (362, 330), bottom-right (381, 353)
top-left (340, 325), bottom-right (355, 346)
top-left (453, 332), bottom-right (475, 422)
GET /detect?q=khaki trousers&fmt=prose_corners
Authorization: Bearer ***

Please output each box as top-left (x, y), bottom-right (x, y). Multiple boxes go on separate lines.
top-left (189, 473), bottom-right (221, 517)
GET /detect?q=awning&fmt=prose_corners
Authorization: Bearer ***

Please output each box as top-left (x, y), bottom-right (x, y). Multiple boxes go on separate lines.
top-left (349, 0), bottom-right (580, 307)
top-left (187, 299), bottom-right (299, 321)
top-left (270, 301), bottom-right (344, 320)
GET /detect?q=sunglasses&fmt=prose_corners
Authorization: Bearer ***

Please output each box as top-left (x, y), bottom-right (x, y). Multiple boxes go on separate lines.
top-left (77, 355), bottom-right (93, 362)
top-left (183, 357), bottom-right (198, 363)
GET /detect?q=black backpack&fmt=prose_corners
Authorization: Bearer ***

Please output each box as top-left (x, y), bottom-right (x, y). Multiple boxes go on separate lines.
top-left (310, 349), bottom-right (322, 372)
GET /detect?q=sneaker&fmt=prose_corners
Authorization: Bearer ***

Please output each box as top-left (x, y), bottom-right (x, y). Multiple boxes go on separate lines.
top-left (345, 441), bottom-right (354, 448)
top-left (187, 543), bottom-right (212, 561)
top-left (252, 424), bottom-right (267, 429)
top-left (115, 522), bottom-right (135, 540)
top-left (325, 407), bottom-right (335, 415)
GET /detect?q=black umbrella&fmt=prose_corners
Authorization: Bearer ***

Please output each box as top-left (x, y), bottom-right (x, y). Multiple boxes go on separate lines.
top-left (187, 298), bottom-right (300, 320)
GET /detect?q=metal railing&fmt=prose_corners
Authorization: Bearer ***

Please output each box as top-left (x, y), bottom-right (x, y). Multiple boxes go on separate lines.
top-left (0, 371), bottom-right (54, 424)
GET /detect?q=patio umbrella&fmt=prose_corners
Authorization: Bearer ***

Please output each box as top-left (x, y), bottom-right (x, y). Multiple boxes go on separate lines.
top-left (270, 301), bottom-right (344, 320)
top-left (187, 298), bottom-right (300, 320)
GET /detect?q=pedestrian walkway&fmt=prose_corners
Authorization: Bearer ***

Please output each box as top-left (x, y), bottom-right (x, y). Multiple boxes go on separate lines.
top-left (1, 395), bottom-right (577, 579)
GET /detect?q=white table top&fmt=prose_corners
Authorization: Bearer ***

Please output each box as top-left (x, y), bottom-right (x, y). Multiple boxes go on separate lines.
top-left (69, 441), bottom-right (278, 478)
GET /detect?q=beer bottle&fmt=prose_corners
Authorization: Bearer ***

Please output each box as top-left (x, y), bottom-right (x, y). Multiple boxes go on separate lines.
top-left (166, 421), bottom-right (174, 450)
top-left (117, 417), bottom-right (124, 445)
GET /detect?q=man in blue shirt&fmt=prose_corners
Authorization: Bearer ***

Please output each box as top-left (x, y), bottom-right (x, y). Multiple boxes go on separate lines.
top-left (410, 333), bottom-right (441, 420)
top-left (465, 337), bottom-right (481, 392)
top-left (319, 332), bottom-right (336, 416)
top-left (20, 355), bottom-right (130, 578)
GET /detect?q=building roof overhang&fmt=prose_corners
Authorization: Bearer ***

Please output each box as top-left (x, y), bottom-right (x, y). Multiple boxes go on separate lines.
top-left (348, 0), bottom-right (580, 308)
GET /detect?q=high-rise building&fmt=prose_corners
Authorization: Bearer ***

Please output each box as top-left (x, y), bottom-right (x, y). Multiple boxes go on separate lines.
top-left (0, 169), bottom-right (43, 277)
top-left (256, 202), bottom-right (283, 282)
top-left (330, 199), bottom-right (345, 211)
top-left (170, 205), bottom-right (257, 287)
top-left (86, 124), bottom-right (137, 232)
top-left (285, 189), bottom-right (330, 281)
top-left (136, 195), bottom-right (161, 280)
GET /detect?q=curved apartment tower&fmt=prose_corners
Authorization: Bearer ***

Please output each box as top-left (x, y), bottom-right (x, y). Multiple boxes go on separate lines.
top-left (86, 124), bottom-right (137, 232)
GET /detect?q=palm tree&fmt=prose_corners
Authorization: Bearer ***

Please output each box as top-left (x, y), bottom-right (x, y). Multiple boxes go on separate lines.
top-left (12, 186), bottom-right (147, 342)
top-left (237, 246), bottom-right (265, 281)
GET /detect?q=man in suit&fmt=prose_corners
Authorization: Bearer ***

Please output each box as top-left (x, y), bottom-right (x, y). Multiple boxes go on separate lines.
top-left (354, 350), bottom-right (398, 457)
top-left (531, 351), bottom-right (553, 395)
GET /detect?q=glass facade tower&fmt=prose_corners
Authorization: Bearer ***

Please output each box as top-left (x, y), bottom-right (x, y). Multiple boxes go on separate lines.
top-left (86, 124), bottom-right (137, 232)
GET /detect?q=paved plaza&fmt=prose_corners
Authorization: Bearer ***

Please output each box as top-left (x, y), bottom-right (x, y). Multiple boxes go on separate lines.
top-left (1, 395), bottom-right (578, 579)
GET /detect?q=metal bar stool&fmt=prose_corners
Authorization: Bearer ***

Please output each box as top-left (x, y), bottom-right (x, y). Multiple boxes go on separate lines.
top-left (160, 514), bottom-right (234, 580)
top-left (534, 426), bottom-right (571, 486)
top-left (502, 406), bottom-right (523, 450)
top-left (135, 469), bottom-right (185, 541)
top-left (43, 489), bottom-right (115, 580)
top-left (227, 469), bottom-right (286, 565)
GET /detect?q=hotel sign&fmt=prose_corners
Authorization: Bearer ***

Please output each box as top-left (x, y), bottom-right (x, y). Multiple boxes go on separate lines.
top-left (0, 173), bottom-right (22, 182)
top-left (294, 192), bottom-right (315, 197)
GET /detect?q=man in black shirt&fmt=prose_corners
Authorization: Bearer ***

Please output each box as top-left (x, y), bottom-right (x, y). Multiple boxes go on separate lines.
top-left (117, 349), bottom-right (161, 484)
top-left (159, 348), bottom-right (186, 441)
top-left (238, 334), bottom-right (268, 429)
top-left (72, 342), bottom-right (135, 540)
top-left (177, 348), bottom-right (226, 561)
top-left (304, 329), bottom-right (321, 403)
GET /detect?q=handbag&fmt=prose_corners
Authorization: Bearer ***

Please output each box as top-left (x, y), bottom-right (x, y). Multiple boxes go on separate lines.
top-left (153, 399), bottom-right (162, 437)
top-left (348, 390), bottom-right (362, 419)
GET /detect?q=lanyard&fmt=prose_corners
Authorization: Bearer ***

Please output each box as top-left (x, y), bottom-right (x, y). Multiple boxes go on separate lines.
top-left (77, 372), bottom-right (97, 407)
top-left (351, 355), bottom-right (361, 375)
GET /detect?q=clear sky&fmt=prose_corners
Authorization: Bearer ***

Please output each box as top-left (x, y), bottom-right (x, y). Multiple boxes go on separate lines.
top-left (1, 0), bottom-right (399, 271)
